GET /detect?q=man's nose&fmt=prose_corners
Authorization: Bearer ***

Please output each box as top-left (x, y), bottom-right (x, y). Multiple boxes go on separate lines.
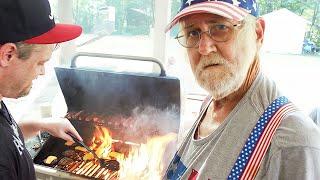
top-left (198, 32), bottom-right (217, 55)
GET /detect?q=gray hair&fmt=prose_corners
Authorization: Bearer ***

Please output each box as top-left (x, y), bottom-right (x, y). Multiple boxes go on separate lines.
top-left (240, 14), bottom-right (257, 35)
top-left (14, 42), bottom-right (38, 60)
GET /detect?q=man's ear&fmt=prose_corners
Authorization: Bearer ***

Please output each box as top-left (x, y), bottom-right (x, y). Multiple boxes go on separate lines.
top-left (256, 18), bottom-right (265, 45)
top-left (0, 43), bottom-right (17, 67)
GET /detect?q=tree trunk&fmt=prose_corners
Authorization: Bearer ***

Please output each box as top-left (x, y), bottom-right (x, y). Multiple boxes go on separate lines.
top-left (307, 3), bottom-right (319, 42)
top-left (311, 4), bottom-right (319, 27)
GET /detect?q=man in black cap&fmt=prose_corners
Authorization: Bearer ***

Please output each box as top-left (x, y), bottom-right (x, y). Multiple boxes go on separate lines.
top-left (0, 0), bottom-right (83, 179)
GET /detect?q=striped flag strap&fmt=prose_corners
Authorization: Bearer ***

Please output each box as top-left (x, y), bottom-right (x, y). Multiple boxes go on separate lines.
top-left (228, 96), bottom-right (297, 180)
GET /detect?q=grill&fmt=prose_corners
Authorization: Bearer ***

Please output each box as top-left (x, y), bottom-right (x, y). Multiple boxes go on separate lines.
top-left (33, 53), bottom-right (180, 179)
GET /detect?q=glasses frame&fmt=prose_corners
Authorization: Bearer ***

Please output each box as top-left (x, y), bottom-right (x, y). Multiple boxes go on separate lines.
top-left (175, 21), bottom-right (244, 48)
top-left (53, 43), bottom-right (60, 51)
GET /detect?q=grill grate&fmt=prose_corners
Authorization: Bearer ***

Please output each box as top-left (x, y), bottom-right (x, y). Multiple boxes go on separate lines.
top-left (50, 156), bottom-right (120, 179)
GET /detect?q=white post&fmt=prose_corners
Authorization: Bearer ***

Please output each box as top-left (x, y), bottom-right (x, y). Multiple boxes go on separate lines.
top-left (152, 0), bottom-right (171, 73)
top-left (57, 0), bottom-right (77, 66)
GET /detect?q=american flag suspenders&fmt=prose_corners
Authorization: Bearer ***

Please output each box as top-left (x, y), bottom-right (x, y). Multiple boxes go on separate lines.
top-left (228, 96), bottom-right (297, 180)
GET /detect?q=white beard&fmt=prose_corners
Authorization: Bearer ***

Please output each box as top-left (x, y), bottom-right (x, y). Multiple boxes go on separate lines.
top-left (194, 53), bottom-right (249, 100)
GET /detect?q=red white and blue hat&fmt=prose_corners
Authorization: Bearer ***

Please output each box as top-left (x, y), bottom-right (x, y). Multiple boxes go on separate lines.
top-left (165, 0), bottom-right (259, 32)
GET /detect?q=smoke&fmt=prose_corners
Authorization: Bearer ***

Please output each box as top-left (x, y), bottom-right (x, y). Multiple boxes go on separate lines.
top-left (119, 106), bottom-right (179, 178)
top-left (132, 105), bottom-right (179, 133)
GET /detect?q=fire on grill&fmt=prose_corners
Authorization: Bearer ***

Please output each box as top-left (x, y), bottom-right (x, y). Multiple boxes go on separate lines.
top-left (34, 57), bottom-right (181, 179)
top-left (38, 112), bottom-right (177, 179)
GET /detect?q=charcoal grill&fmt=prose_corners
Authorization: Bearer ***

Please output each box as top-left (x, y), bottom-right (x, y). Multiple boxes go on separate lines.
top-left (33, 53), bottom-right (181, 179)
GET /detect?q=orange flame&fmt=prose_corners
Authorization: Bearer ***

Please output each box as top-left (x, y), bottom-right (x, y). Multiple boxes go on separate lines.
top-left (90, 126), bottom-right (112, 159)
top-left (89, 126), bottom-right (177, 179)
top-left (118, 133), bottom-right (177, 180)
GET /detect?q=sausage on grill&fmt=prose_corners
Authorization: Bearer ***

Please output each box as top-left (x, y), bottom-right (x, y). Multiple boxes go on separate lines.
top-left (62, 150), bottom-right (82, 161)
top-left (57, 157), bottom-right (74, 167)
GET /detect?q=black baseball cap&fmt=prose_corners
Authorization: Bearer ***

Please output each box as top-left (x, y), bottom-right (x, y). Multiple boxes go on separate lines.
top-left (0, 0), bottom-right (82, 44)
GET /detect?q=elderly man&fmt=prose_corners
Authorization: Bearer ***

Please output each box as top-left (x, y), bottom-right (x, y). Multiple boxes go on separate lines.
top-left (165, 0), bottom-right (320, 179)
top-left (0, 0), bottom-right (83, 179)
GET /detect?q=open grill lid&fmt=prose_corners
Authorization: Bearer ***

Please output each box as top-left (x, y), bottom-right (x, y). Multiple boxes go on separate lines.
top-left (55, 53), bottom-right (181, 132)
top-left (55, 67), bottom-right (180, 116)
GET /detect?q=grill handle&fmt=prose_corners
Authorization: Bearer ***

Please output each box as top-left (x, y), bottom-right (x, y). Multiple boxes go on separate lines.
top-left (70, 52), bottom-right (166, 77)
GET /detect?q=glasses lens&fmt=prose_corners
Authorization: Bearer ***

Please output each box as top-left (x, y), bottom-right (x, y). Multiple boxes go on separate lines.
top-left (175, 21), bottom-right (239, 47)
top-left (176, 30), bottom-right (199, 48)
top-left (210, 23), bottom-right (233, 42)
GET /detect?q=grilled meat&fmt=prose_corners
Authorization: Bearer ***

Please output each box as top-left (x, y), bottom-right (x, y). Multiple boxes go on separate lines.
top-left (103, 159), bottom-right (120, 171)
top-left (62, 150), bottom-right (82, 161)
top-left (57, 157), bottom-right (74, 167)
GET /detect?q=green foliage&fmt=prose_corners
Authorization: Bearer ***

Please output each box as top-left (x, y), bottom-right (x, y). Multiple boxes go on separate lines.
top-left (170, 0), bottom-right (182, 37)
top-left (74, 0), bottom-right (154, 35)
top-left (73, 0), bottom-right (319, 46)
top-left (73, 0), bottom-right (106, 33)
top-left (171, 0), bottom-right (181, 18)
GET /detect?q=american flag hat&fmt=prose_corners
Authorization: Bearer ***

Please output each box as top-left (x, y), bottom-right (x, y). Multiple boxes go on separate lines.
top-left (165, 0), bottom-right (259, 32)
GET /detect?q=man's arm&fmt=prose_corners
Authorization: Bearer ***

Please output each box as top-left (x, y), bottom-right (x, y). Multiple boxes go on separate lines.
top-left (18, 117), bottom-right (82, 142)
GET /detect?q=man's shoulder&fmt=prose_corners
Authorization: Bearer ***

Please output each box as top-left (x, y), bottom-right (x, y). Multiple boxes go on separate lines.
top-left (0, 117), bottom-right (12, 137)
top-left (248, 73), bottom-right (281, 115)
top-left (273, 110), bottom-right (320, 149)
top-left (0, 116), bottom-right (17, 152)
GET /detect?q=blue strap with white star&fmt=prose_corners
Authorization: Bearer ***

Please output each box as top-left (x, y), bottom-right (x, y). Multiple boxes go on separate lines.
top-left (228, 96), bottom-right (297, 180)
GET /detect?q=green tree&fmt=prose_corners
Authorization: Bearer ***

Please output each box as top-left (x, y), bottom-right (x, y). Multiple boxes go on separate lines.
top-left (73, 0), bottom-right (154, 35)
top-left (171, 0), bottom-right (181, 18)
top-left (106, 0), bottom-right (154, 35)
top-left (73, 0), bottom-right (319, 46)
top-left (73, 0), bottom-right (107, 33)
top-left (170, 0), bottom-right (182, 37)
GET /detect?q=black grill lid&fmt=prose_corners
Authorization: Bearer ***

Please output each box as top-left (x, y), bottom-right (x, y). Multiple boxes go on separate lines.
top-left (55, 66), bottom-right (181, 132)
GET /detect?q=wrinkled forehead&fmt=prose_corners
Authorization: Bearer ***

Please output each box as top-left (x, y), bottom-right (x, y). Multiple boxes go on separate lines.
top-left (179, 13), bottom-right (237, 28)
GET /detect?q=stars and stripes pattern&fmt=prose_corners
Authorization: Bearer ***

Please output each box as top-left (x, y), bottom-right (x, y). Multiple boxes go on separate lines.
top-left (166, 0), bottom-right (258, 32)
top-left (228, 96), bottom-right (298, 180)
top-left (179, 0), bottom-right (258, 16)
top-left (166, 153), bottom-right (187, 180)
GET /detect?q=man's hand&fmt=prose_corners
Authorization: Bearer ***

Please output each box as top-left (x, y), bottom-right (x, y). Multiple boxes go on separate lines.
top-left (19, 117), bottom-right (83, 142)
top-left (41, 117), bottom-right (83, 142)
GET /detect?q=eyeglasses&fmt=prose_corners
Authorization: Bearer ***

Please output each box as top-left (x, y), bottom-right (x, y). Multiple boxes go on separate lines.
top-left (175, 21), bottom-right (244, 48)
top-left (53, 43), bottom-right (60, 51)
